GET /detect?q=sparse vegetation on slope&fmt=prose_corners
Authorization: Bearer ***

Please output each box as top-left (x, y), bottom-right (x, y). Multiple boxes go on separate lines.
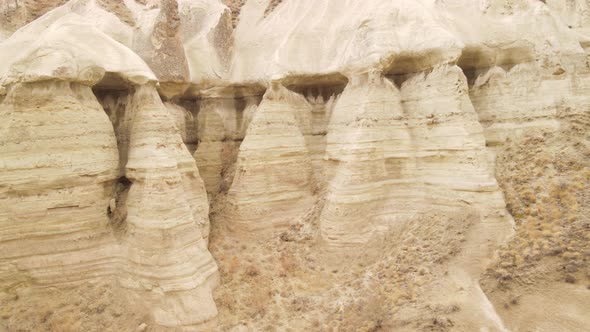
top-left (0, 279), bottom-right (153, 332)
top-left (210, 210), bottom-right (477, 331)
top-left (486, 110), bottom-right (589, 287)
top-left (481, 108), bottom-right (590, 330)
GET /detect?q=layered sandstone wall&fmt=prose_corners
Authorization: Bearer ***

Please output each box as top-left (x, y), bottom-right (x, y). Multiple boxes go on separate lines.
top-left (1, 0), bottom-right (589, 331)
top-left (0, 1), bottom-right (222, 329)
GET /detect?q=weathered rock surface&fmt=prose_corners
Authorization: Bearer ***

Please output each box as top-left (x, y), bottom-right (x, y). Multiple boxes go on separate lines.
top-left (0, 81), bottom-right (119, 288)
top-left (221, 82), bottom-right (315, 231)
top-left (120, 84), bottom-right (218, 326)
top-left (1, 0), bottom-right (589, 331)
top-left (321, 66), bottom-right (511, 249)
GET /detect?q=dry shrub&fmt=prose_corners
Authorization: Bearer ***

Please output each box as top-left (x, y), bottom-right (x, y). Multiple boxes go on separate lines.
top-left (487, 111), bottom-right (590, 287)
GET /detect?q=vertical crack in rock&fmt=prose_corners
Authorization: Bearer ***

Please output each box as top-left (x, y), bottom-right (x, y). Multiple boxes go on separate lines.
top-left (194, 98), bottom-right (231, 197)
top-left (164, 100), bottom-right (199, 154)
top-left (192, 94), bottom-right (259, 199)
top-left (107, 176), bottom-right (131, 238)
top-left (295, 84), bottom-right (342, 188)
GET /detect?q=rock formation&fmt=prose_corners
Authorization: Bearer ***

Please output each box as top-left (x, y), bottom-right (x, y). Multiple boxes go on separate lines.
top-left (0, 0), bottom-right (220, 329)
top-left (0, 80), bottom-right (119, 288)
top-left (120, 84), bottom-right (217, 326)
top-left (1, 0), bottom-right (589, 331)
top-left (222, 82), bottom-right (315, 232)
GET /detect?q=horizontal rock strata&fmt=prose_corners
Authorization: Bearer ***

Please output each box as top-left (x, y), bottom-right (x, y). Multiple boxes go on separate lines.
top-left (120, 84), bottom-right (218, 326)
top-left (0, 81), bottom-right (119, 288)
top-left (222, 82), bottom-right (315, 231)
top-left (2, 0), bottom-right (590, 330)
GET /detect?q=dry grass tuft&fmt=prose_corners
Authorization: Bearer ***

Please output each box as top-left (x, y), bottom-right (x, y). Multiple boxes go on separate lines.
top-left (484, 111), bottom-right (590, 290)
top-left (209, 209), bottom-right (475, 331)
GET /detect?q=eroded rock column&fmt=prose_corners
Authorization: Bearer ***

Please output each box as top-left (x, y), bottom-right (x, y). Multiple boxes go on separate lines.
top-left (118, 84), bottom-right (218, 327)
top-left (0, 81), bottom-right (119, 287)
top-left (320, 71), bottom-right (414, 246)
top-left (223, 82), bottom-right (315, 231)
top-left (401, 65), bottom-right (513, 263)
top-left (320, 66), bottom-right (513, 248)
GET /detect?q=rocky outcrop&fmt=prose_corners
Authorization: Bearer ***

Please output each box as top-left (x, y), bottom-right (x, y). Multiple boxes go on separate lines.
top-left (0, 1), bottom-right (153, 87)
top-left (164, 101), bottom-right (199, 153)
top-left (0, 2), bottom-right (221, 327)
top-left (320, 66), bottom-right (510, 247)
top-left (2, 0), bottom-right (590, 331)
top-left (222, 82), bottom-right (315, 231)
top-left (320, 71), bottom-right (409, 246)
top-left (0, 0), bottom-right (67, 40)
top-left (119, 84), bottom-right (217, 326)
top-left (134, 0), bottom-right (190, 97)
top-left (469, 63), bottom-right (590, 157)
top-left (0, 81), bottom-right (119, 288)
top-left (179, 0), bottom-right (233, 86)
top-left (0, 80), bottom-right (220, 329)
top-left (192, 94), bottom-right (258, 197)
top-left (230, 0), bottom-right (463, 82)
top-left (400, 65), bottom-right (513, 266)
top-left (194, 100), bottom-right (227, 197)
top-left (299, 87), bottom-right (339, 186)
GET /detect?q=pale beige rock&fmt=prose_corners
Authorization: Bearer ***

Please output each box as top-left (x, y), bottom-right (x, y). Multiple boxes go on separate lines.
top-left (194, 99), bottom-right (226, 196)
top-left (222, 82), bottom-right (315, 231)
top-left (0, 81), bottom-right (119, 289)
top-left (0, 0), bottom-right (67, 40)
top-left (470, 63), bottom-right (590, 159)
top-left (0, 0), bottom-right (233, 90)
top-left (179, 0), bottom-right (233, 86)
top-left (134, 0), bottom-right (190, 97)
top-left (470, 65), bottom-right (563, 150)
top-left (319, 66), bottom-right (508, 247)
top-left (299, 87), bottom-right (339, 186)
top-left (119, 84), bottom-right (218, 326)
top-left (164, 101), bottom-right (198, 152)
top-left (546, 0), bottom-right (590, 37)
top-left (399, 65), bottom-right (513, 263)
top-left (0, 80), bottom-right (220, 329)
top-left (231, 0), bottom-right (463, 82)
top-left (95, 90), bottom-right (131, 173)
top-left (192, 96), bottom-right (257, 197)
top-left (2, 0), bottom-right (590, 331)
top-left (0, 1), bottom-right (155, 87)
top-left (320, 71), bottom-right (409, 246)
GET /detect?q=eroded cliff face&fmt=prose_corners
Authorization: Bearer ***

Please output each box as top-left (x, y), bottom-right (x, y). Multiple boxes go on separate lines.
top-left (0, 81), bottom-right (119, 288)
top-left (1, 0), bottom-right (589, 331)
